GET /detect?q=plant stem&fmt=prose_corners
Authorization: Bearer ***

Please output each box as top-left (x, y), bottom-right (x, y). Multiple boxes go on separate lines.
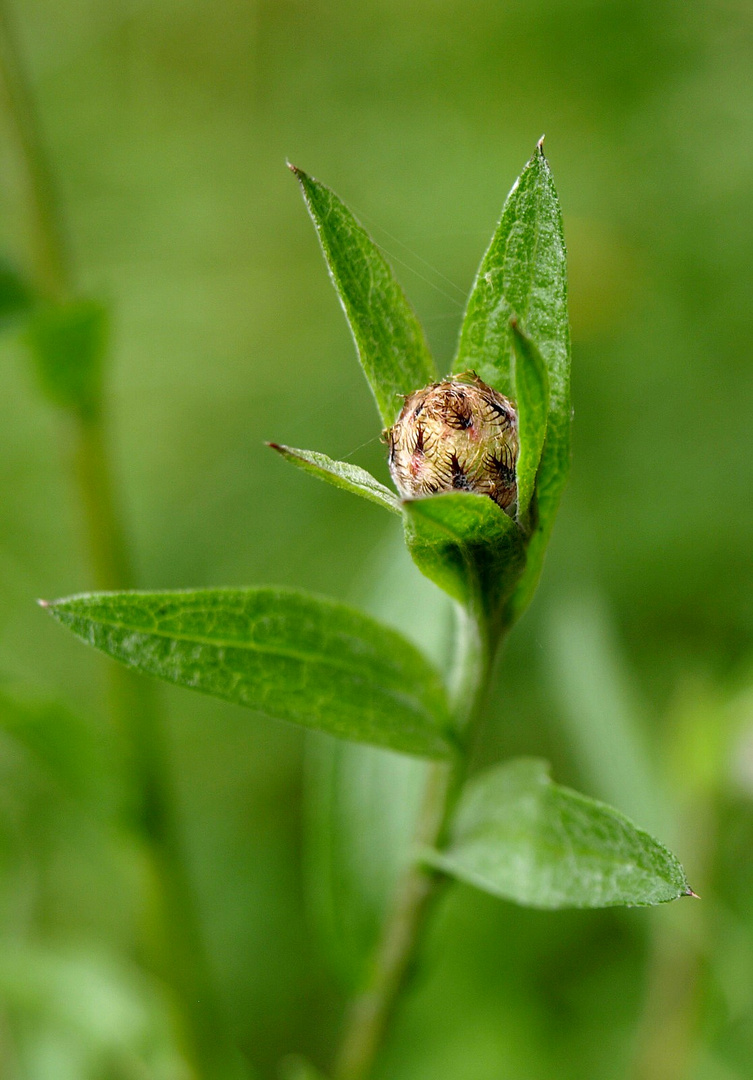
top-left (0, 0), bottom-right (69, 301)
top-left (72, 415), bottom-right (245, 1079)
top-left (0, 6), bottom-right (243, 1076)
top-left (332, 606), bottom-right (494, 1080)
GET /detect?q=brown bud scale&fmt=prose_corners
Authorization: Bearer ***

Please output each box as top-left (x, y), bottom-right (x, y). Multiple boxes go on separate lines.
top-left (386, 372), bottom-right (519, 510)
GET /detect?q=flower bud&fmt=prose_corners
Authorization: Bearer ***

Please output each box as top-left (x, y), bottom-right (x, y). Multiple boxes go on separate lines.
top-left (387, 372), bottom-right (519, 510)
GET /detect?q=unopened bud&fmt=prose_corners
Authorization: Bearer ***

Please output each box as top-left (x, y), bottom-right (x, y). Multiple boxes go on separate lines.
top-left (387, 373), bottom-right (519, 511)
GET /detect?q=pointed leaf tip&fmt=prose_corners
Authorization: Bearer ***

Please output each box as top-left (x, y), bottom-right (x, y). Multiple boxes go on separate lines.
top-left (292, 167), bottom-right (436, 425)
top-left (268, 443), bottom-right (401, 514)
top-left (45, 587), bottom-right (453, 758)
top-left (453, 141), bottom-right (570, 623)
top-left (427, 758), bottom-right (690, 909)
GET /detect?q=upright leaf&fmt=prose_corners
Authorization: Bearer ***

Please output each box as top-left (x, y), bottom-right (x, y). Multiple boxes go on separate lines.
top-left (511, 321), bottom-right (549, 523)
top-left (454, 143), bottom-right (571, 620)
top-left (43, 588), bottom-right (454, 759)
top-left (426, 758), bottom-right (690, 909)
top-left (291, 165), bottom-right (436, 426)
top-left (403, 492), bottom-right (525, 624)
top-left (268, 443), bottom-right (401, 514)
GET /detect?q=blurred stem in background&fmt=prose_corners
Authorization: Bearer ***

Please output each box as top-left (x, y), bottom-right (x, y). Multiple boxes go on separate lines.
top-left (0, 2), bottom-right (244, 1076)
top-left (333, 606), bottom-right (493, 1080)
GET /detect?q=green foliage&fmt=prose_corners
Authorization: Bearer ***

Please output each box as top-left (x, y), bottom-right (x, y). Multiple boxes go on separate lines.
top-left (37, 143), bottom-right (689, 1080)
top-left (268, 443), bottom-right (401, 514)
top-left (42, 146), bottom-right (688, 926)
top-left (451, 143), bottom-right (571, 623)
top-left (290, 164), bottom-right (436, 427)
top-left (3, 5), bottom-right (750, 1075)
top-left (426, 759), bottom-right (690, 909)
top-left (25, 298), bottom-right (107, 417)
top-left (511, 321), bottom-right (549, 524)
top-left (453, 142), bottom-right (569, 431)
top-left (43, 588), bottom-right (454, 759)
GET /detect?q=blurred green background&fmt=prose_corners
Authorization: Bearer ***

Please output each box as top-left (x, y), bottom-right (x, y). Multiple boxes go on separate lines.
top-left (1, 0), bottom-right (752, 1077)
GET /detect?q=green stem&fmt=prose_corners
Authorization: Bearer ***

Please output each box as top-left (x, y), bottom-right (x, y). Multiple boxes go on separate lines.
top-left (0, 6), bottom-right (243, 1076)
top-left (332, 606), bottom-right (495, 1080)
top-left (72, 414), bottom-right (244, 1079)
top-left (0, 0), bottom-right (69, 300)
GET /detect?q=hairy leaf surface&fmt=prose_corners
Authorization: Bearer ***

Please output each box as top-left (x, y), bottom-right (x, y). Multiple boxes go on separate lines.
top-left (511, 321), bottom-right (549, 523)
top-left (454, 143), bottom-right (571, 621)
top-left (268, 443), bottom-right (400, 514)
top-left (427, 758), bottom-right (690, 908)
top-left (291, 165), bottom-right (436, 426)
top-left (44, 588), bottom-right (453, 759)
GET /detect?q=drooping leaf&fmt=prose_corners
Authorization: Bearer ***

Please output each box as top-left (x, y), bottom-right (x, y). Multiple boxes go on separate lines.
top-left (25, 298), bottom-right (107, 417)
top-left (268, 443), bottom-right (401, 514)
top-left (290, 165), bottom-right (436, 427)
top-left (454, 143), bottom-right (571, 621)
top-left (425, 758), bottom-right (690, 909)
top-left (511, 321), bottom-right (549, 524)
top-left (43, 588), bottom-right (454, 759)
top-left (403, 493), bottom-right (525, 624)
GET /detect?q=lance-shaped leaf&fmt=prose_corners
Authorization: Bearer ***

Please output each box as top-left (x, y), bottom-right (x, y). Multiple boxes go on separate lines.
top-left (454, 142), bottom-right (571, 620)
top-left (403, 493), bottom-right (525, 623)
top-left (268, 443), bottom-right (401, 515)
top-left (511, 321), bottom-right (549, 523)
top-left (425, 758), bottom-right (691, 909)
top-left (290, 165), bottom-right (436, 427)
top-left (42, 588), bottom-right (454, 760)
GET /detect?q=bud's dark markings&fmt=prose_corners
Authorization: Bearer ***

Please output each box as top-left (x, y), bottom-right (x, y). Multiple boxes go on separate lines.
top-left (386, 372), bottom-right (519, 511)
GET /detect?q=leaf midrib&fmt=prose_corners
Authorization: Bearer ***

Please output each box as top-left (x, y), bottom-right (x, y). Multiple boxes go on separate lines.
top-left (65, 610), bottom-right (417, 678)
